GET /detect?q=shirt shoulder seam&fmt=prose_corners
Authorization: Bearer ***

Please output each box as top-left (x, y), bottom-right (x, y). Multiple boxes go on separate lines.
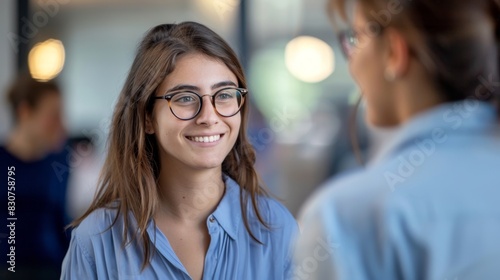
top-left (74, 229), bottom-right (97, 269)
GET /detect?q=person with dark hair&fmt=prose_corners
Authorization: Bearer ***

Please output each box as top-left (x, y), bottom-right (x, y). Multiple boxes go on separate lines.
top-left (0, 75), bottom-right (69, 279)
top-left (295, 0), bottom-right (500, 279)
top-left (61, 22), bottom-right (298, 279)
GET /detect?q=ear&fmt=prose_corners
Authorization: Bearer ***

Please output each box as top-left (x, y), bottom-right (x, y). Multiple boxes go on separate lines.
top-left (145, 114), bottom-right (155, 134)
top-left (383, 27), bottom-right (411, 79)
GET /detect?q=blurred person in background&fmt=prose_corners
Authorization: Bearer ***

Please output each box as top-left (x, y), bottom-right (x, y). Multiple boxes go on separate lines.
top-left (295, 0), bottom-right (500, 279)
top-left (61, 22), bottom-right (297, 279)
top-left (0, 75), bottom-right (70, 279)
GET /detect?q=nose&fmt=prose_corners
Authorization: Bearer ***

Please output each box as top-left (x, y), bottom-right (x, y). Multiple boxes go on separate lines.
top-left (195, 95), bottom-right (219, 126)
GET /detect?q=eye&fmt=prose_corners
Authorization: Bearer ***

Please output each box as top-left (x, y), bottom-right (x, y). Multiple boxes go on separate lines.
top-left (172, 93), bottom-right (198, 104)
top-left (215, 91), bottom-right (236, 101)
top-left (349, 31), bottom-right (359, 46)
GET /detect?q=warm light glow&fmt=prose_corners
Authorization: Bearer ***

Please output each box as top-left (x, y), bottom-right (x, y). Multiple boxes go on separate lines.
top-left (285, 36), bottom-right (334, 83)
top-left (28, 39), bottom-right (65, 81)
top-left (194, 0), bottom-right (240, 22)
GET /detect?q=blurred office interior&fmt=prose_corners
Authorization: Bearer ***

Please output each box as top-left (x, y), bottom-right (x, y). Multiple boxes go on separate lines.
top-left (0, 0), bottom-right (393, 217)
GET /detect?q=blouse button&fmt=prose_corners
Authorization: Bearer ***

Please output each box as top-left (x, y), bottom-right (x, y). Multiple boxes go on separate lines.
top-left (209, 216), bottom-right (215, 223)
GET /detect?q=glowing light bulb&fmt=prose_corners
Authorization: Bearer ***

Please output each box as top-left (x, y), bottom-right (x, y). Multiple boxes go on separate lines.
top-left (285, 36), bottom-right (334, 83)
top-left (28, 39), bottom-right (65, 81)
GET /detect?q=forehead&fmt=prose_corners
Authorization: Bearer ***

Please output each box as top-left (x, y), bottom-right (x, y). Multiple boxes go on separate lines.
top-left (353, 3), bottom-right (368, 27)
top-left (160, 53), bottom-right (238, 90)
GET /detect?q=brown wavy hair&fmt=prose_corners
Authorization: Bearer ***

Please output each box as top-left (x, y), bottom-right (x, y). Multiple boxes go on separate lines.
top-left (71, 22), bottom-right (270, 269)
top-left (6, 75), bottom-right (61, 123)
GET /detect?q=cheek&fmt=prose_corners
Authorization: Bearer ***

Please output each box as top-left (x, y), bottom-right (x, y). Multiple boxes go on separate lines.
top-left (158, 126), bottom-right (180, 145)
top-left (350, 49), bottom-right (386, 100)
top-left (220, 114), bottom-right (241, 153)
top-left (350, 36), bottom-right (387, 83)
top-left (153, 112), bottom-right (185, 145)
top-left (349, 48), bottom-right (394, 126)
top-left (229, 115), bottom-right (241, 139)
top-left (350, 47), bottom-right (378, 89)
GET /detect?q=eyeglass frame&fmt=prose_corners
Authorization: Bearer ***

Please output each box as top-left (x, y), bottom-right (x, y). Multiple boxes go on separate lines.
top-left (154, 87), bottom-right (248, 121)
top-left (337, 25), bottom-right (387, 59)
top-left (338, 28), bottom-right (360, 58)
top-left (337, 25), bottom-right (417, 62)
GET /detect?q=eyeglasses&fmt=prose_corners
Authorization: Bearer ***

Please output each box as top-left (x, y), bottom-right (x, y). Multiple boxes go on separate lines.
top-left (338, 29), bottom-right (360, 59)
top-left (338, 24), bottom-right (391, 59)
top-left (154, 87), bottom-right (247, 120)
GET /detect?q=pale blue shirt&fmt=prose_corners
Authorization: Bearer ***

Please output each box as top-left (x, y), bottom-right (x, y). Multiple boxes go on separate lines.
top-left (61, 175), bottom-right (298, 279)
top-left (295, 101), bottom-right (500, 280)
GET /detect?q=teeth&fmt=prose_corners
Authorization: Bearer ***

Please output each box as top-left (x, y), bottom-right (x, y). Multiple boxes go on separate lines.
top-left (188, 134), bottom-right (221, 143)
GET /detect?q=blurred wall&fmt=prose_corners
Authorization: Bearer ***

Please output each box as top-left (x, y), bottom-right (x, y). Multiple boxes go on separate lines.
top-left (0, 0), bottom-right (15, 139)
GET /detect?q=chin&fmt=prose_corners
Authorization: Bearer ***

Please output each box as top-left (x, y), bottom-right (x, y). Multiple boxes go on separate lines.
top-left (365, 110), bottom-right (399, 128)
top-left (191, 159), bottom-right (224, 170)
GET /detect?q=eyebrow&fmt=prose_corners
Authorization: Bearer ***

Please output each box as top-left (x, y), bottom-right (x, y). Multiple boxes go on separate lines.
top-left (165, 81), bottom-right (238, 93)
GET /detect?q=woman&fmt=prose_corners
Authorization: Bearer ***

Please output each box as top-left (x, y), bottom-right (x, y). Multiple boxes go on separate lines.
top-left (61, 22), bottom-right (297, 279)
top-left (296, 1), bottom-right (500, 279)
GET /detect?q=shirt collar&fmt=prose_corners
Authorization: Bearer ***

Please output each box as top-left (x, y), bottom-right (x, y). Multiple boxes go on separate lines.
top-left (368, 100), bottom-right (498, 166)
top-left (145, 174), bottom-right (242, 260)
top-left (211, 174), bottom-right (241, 240)
top-left (146, 174), bottom-right (242, 240)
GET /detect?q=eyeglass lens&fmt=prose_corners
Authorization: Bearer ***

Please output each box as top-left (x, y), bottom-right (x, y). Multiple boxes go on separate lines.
top-left (168, 88), bottom-right (244, 120)
top-left (339, 30), bottom-right (357, 58)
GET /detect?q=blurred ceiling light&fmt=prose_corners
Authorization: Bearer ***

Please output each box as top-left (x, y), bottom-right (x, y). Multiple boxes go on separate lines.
top-left (194, 0), bottom-right (239, 22)
top-left (28, 39), bottom-right (65, 81)
top-left (285, 36), bottom-right (334, 83)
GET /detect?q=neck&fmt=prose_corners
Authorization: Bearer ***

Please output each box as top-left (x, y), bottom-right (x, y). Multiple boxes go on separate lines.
top-left (156, 164), bottom-right (225, 225)
top-left (393, 77), bottom-right (445, 125)
top-left (6, 125), bottom-right (46, 161)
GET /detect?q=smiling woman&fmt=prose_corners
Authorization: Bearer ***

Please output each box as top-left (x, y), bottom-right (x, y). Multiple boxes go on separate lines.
top-left (60, 22), bottom-right (298, 279)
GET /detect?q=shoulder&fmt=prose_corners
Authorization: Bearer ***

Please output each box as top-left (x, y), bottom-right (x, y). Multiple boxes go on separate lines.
top-left (296, 168), bottom-right (416, 279)
top-left (225, 174), bottom-right (297, 229)
top-left (258, 196), bottom-right (297, 228)
top-left (0, 145), bottom-right (7, 155)
top-left (62, 206), bottom-right (128, 278)
top-left (0, 145), bottom-right (15, 162)
top-left (299, 165), bottom-right (408, 231)
top-left (72, 206), bottom-right (123, 244)
top-left (247, 195), bottom-right (299, 249)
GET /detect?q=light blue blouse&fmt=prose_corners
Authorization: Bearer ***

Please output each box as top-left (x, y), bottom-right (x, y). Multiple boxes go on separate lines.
top-left (295, 101), bottom-right (500, 280)
top-left (61, 175), bottom-right (298, 279)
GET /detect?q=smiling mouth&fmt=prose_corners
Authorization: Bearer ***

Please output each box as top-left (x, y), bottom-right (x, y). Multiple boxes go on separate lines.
top-left (186, 134), bottom-right (223, 143)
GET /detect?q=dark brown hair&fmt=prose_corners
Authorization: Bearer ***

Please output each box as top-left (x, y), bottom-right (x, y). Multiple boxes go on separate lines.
top-left (71, 22), bottom-right (270, 270)
top-left (6, 75), bottom-right (61, 122)
top-left (330, 0), bottom-right (500, 107)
